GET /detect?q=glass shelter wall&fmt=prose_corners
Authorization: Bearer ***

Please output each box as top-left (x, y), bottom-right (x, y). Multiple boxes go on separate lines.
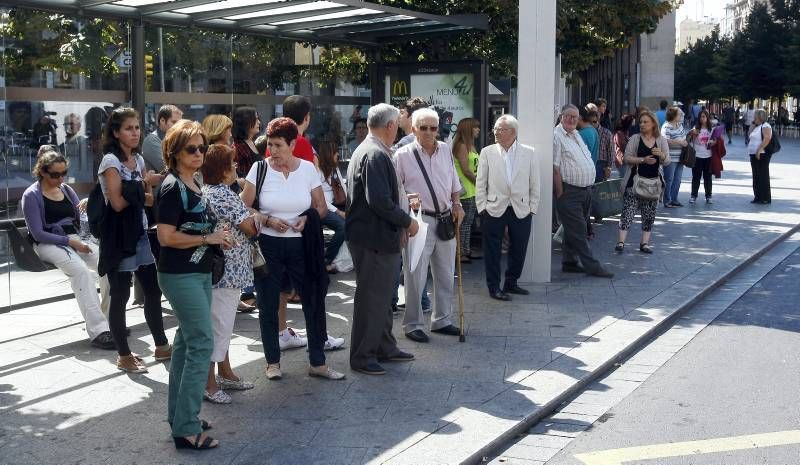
top-left (0, 6), bottom-right (370, 311)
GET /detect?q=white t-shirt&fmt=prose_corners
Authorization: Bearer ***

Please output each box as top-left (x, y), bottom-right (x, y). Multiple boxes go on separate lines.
top-left (98, 153), bottom-right (148, 228)
top-left (748, 122), bottom-right (771, 155)
top-left (320, 167), bottom-right (346, 213)
top-left (246, 159), bottom-right (321, 237)
top-left (691, 128), bottom-right (713, 159)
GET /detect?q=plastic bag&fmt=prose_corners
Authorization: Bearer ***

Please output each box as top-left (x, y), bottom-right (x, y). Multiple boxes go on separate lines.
top-left (332, 242), bottom-right (354, 273)
top-left (407, 208), bottom-right (428, 272)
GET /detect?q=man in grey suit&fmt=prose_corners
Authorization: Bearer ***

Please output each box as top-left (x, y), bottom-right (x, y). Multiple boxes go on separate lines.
top-left (346, 103), bottom-right (419, 375)
top-left (475, 114), bottom-right (540, 301)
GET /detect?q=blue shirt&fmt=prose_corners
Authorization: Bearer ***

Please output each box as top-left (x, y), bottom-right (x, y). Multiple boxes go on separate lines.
top-left (655, 110), bottom-right (667, 127)
top-left (578, 127), bottom-right (600, 163)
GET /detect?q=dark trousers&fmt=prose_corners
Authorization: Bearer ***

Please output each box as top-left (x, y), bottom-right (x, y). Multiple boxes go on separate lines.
top-left (691, 157), bottom-right (713, 199)
top-left (555, 184), bottom-right (602, 273)
top-left (255, 234), bottom-right (325, 367)
top-left (349, 243), bottom-right (401, 369)
top-left (482, 206), bottom-right (532, 293)
top-left (107, 263), bottom-right (168, 356)
top-left (749, 153), bottom-right (772, 202)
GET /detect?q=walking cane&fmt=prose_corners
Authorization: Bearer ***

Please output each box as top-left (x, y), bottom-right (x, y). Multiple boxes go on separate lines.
top-left (455, 232), bottom-right (466, 343)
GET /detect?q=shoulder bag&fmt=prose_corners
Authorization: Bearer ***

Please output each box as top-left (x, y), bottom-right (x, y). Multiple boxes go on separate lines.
top-left (412, 148), bottom-right (456, 241)
top-left (330, 168), bottom-right (347, 209)
top-left (249, 160), bottom-right (269, 278)
top-left (632, 141), bottom-right (663, 201)
top-left (679, 140), bottom-right (696, 168)
top-left (762, 126), bottom-right (781, 155)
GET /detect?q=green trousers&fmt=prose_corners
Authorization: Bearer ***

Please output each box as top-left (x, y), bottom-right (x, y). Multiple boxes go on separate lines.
top-left (158, 272), bottom-right (213, 437)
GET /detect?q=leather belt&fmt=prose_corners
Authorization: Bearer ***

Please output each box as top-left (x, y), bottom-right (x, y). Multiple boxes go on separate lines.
top-left (421, 209), bottom-right (451, 218)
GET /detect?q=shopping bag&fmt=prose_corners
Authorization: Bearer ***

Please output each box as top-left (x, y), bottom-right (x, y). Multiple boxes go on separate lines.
top-left (332, 242), bottom-right (354, 273)
top-left (590, 178), bottom-right (623, 218)
top-left (407, 208), bottom-right (428, 272)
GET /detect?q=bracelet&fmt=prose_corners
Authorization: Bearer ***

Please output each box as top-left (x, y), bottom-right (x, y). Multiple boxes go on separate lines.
top-left (201, 234), bottom-right (207, 246)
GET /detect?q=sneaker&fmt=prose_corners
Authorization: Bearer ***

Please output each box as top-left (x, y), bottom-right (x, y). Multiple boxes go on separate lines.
top-left (689, 197), bottom-right (696, 204)
top-left (203, 389), bottom-right (232, 404)
top-left (90, 331), bottom-right (116, 350)
top-left (154, 344), bottom-right (172, 361)
top-left (216, 376), bottom-right (255, 391)
top-left (324, 335), bottom-right (346, 351)
top-left (706, 197), bottom-right (713, 204)
top-left (117, 354), bottom-right (147, 373)
top-left (278, 327), bottom-right (307, 350)
top-left (308, 365), bottom-right (346, 380)
top-left (265, 363), bottom-right (282, 380)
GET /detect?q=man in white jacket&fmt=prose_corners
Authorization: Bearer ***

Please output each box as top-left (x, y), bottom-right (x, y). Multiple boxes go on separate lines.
top-left (475, 114), bottom-right (540, 301)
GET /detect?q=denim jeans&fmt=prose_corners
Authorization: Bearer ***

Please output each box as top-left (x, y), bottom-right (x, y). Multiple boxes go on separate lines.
top-left (322, 210), bottom-right (346, 264)
top-left (662, 162), bottom-right (684, 204)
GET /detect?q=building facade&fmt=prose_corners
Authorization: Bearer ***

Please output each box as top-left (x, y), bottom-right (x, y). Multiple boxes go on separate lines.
top-left (676, 17), bottom-right (718, 53)
top-left (721, 0), bottom-right (769, 37)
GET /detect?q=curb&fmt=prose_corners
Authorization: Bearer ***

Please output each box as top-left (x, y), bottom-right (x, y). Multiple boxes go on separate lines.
top-left (466, 223), bottom-right (800, 465)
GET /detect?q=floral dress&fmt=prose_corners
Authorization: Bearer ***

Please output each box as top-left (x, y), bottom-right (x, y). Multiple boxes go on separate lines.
top-left (202, 184), bottom-right (253, 289)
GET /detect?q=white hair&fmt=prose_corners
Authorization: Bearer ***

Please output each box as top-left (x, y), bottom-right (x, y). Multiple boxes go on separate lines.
top-left (411, 108), bottom-right (439, 128)
top-left (367, 103), bottom-right (400, 129)
top-left (493, 114), bottom-right (519, 131)
top-left (561, 104), bottom-right (579, 115)
top-left (585, 103), bottom-right (598, 112)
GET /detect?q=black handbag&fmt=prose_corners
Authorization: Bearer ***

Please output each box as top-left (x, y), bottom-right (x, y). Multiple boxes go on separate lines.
top-left (210, 245), bottom-right (225, 285)
top-left (412, 148), bottom-right (456, 241)
top-left (679, 143), bottom-right (696, 168)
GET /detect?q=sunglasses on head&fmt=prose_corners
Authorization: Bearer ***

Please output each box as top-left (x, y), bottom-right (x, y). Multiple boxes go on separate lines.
top-left (417, 125), bottom-right (438, 132)
top-left (46, 169), bottom-right (68, 179)
top-left (183, 144), bottom-right (208, 155)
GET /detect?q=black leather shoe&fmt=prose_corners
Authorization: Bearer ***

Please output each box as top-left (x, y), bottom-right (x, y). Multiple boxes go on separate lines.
top-left (352, 363), bottom-right (386, 375)
top-left (589, 269), bottom-right (615, 278)
top-left (562, 263), bottom-right (586, 273)
top-left (91, 331), bottom-right (116, 350)
top-left (405, 330), bottom-right (430, 343)
top-left (392, 304), bottom-right (401, 314)
top-left (489, 290), bottom-right (511, 301)
top-left (379, 351), bottom-right (415, 362)
top-left (431, 325), bottom-right (461, 336)
top-left (503, 284), bottom-right (530, 295)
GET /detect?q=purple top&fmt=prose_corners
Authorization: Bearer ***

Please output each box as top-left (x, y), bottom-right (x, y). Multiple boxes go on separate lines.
top-left (21, 181), bottom-right (80, 246)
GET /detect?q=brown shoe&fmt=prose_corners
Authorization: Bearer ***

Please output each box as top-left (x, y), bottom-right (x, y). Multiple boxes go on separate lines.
top-left (154, 344), bottom-right (172, 361)
top-left (117, 354), bottom-right (148, 373)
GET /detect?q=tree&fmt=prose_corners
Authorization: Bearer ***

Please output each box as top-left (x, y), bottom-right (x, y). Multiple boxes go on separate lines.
top-left (736, 2), bottom-right (785, 101)
top-left (674, 28), bottom-right (724, 104)
top-left (770, 0), bottom-right (800, 99)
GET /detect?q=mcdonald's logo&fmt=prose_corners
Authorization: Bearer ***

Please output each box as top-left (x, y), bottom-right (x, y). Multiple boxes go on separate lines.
top-left (392, 80), bottom-right (408, 95)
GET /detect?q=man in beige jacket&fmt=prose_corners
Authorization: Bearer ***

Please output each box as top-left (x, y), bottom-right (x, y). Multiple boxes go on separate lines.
top-left (475, 114), bottom-right (540, 301)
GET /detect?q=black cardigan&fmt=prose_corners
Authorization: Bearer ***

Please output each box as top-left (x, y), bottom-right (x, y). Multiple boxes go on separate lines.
top-left (98, 180), bottom-right (146, 276)
top-left (300, 208), bottom-right (329, 345)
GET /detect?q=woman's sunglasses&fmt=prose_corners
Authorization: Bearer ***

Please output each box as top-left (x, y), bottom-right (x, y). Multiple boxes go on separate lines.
top-left (45, 170), bottom-right (68, 179)
top-left (183, 144), bottom-right (208, 155)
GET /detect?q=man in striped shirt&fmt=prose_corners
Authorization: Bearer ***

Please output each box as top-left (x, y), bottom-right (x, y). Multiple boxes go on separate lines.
top-left (553, 104), bottom-right (614, 278)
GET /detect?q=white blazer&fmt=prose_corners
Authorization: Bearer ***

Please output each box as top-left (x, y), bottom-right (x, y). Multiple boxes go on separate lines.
top-left (475, 142), bottom-right (540, 218)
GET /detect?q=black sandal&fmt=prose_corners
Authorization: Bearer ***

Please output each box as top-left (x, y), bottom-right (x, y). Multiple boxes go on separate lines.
top-left (614, 242), bottom-right (624, 253)
top-left (173, 433), bottom-right (218, 450)
top-left (639, 243), bottom-right (653, 254)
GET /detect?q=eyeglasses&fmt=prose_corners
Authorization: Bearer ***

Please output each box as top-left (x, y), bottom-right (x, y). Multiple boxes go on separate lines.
top-left (46, 170), bottom-right (68, 179)
top-left (417, 125), bottom-right (438, 132)
top-left (562, 114), bottom-right (579, 120)
top-left (493, 127), bottom-right (512, 133)
top-left (183, 144), bottom-right (208, 155)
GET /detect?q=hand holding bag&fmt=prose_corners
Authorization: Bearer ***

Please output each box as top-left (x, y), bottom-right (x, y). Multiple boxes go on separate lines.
top-left (412, 147), bottom-right (456, 241)
top-left (679, 142), bottom-right (696, 168)
top-left (632, 173), bottom-right (662, 200)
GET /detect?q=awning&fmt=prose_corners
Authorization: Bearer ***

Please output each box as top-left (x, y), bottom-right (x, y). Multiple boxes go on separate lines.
top-left (10, 0), bottom-right (488, 46)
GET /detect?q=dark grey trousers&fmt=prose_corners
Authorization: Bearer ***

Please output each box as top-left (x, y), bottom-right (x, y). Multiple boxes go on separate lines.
top-left (349, 243), bottom-right (401, 369)
top-left (555, 184), bottom-right (603, 273)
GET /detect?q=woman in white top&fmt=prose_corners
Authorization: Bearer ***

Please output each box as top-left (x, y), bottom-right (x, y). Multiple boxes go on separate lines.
top-left (660, 107), bottom-right (688, 208)
top-left (687, 110), bottom-right (716, 205)
top-left (316, 140), bottom-right (347, 271)
top-left (240, 117), bottom-right (345, 381)
top-left (748, 109), bottom-right (774, 204)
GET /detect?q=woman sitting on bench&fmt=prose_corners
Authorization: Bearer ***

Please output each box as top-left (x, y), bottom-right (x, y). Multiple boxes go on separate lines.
top-left (20, 150), bottom-right (115, 350)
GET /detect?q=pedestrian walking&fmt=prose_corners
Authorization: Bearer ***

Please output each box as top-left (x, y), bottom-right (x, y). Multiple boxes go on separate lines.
top-left (615, 110), bottom-right (670, 254)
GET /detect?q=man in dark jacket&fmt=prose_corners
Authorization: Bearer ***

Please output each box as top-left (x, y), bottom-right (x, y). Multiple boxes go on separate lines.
top-left (346, 103), bottom-right (419, 375)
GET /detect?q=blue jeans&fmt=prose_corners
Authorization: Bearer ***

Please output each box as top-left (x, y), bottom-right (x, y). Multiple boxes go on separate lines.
top-left (322, 210), bottom-right (345, 264)
top-left (662, 162), bottom-right (684, 205)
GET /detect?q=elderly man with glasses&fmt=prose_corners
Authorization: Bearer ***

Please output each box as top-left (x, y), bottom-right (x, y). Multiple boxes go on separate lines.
top-left (475, 114), bottom-right (540, 301)
top-left (394, 108), bottom-right (464, 342)
top-left (553, 105), bottom-right (614, 279)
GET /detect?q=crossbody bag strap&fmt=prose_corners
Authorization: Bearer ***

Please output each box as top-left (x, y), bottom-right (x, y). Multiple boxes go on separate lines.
top-left (253, 160), bottom-right (268, 210)
top-left (412, 147), bottom-right (441, 215)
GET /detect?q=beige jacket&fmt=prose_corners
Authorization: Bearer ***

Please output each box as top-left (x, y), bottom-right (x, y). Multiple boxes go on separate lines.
top-left (475, 142), bottom-right (540, 218)
top-left (620, 133), bottom-right (671, 193)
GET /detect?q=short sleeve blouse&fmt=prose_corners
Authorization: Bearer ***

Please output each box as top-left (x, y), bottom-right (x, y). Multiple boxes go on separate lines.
top-left (98, 153), bottom-right (148, 229)
top-left (245, 159), bottom-right (321, 237)
top-left (202, 184), bottom-right (253, 288)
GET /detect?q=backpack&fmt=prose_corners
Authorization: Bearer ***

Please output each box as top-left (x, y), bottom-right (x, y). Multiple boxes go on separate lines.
top-left (762, 126), bottom-right (781, 155)
top-left (86, 182), bottom-right (106, 238)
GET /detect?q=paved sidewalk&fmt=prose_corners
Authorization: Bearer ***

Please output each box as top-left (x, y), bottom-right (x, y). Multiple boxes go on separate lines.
top-left (1, 135), bottom-right (799, 464)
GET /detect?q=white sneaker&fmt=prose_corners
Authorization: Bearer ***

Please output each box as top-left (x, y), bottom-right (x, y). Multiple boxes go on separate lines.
top-left (706, 197), bottom-right (713, 204)
top-left (279, 327), bottom-right (307, 350)
top-left (324, 335), bottom-right (345, 351)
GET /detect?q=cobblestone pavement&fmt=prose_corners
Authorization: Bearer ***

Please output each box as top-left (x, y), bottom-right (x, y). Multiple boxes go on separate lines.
top-left (1, 135), bottom-right (799, 464)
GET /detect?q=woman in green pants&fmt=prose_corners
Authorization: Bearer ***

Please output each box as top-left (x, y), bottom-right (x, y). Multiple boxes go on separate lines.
top-left (157, 120), bottom-right (232, 450)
